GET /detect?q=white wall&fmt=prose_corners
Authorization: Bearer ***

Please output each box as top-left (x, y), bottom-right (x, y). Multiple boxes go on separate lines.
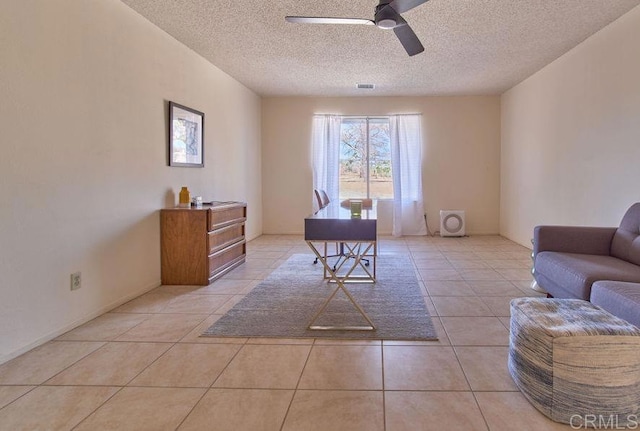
top-left (0, 0), bottom-right (262, 362)
top-left (500, 5), bottom-right (640, 246)
top-left (262, 96), bottom-right (501, 236)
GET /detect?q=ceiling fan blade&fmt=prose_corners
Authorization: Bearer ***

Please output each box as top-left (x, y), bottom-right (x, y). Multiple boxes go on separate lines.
top-left (393, 20), bottom-right (424, 56)
top-left (285, 16), bottom-right (374, 25)
top-left (388, 0), bottom-right (429, 14)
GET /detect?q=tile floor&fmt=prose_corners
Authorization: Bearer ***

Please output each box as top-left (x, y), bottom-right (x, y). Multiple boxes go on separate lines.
top-left (0, 235), bottom-right (575, 430)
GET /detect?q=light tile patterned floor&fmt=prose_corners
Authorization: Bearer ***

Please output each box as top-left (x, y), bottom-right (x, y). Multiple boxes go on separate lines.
top-left (0, 235), bottom-right (574, 430)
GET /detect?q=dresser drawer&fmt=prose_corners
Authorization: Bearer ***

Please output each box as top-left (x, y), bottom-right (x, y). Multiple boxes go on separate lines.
top-left (209, 240), bottom-right (246, 279)
top-left (208, 223), bottom-right (245, 254)
top-left (209, 205), bottom-right (246, 231)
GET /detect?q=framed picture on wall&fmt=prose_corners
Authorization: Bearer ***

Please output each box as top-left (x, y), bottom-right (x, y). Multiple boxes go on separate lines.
top-left (168, 101), bottom-right (204, 167)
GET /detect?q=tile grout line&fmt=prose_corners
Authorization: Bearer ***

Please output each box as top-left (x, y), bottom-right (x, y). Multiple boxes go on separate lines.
top-left (69, 386), bottom-right (127, 431)
top-left (173, 320), bottom-right (251, 430)
top-left (277, 338), bottom-right (316, 431)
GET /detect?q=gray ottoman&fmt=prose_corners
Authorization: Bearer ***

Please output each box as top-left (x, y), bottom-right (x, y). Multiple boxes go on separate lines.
top-left (508, 298), bottom-right (640, 425)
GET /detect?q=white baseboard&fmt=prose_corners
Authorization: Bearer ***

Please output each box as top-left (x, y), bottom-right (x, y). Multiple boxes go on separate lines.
top-left (0, 279), bottom-right (160, 365)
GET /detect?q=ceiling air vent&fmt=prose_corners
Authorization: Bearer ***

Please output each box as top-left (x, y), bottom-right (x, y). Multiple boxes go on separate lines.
top-left (356, 83), bottom-right (375, 89)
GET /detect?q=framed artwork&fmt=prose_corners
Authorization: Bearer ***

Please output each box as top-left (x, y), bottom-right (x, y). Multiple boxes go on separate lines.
top-left (168, 101), bottom-right (204, 167)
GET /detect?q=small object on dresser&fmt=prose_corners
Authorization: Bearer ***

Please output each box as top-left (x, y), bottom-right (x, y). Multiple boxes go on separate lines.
top-left (178, 186), bottom-right (190, 208)
top-left (192, 196), bottom-right (203, 208)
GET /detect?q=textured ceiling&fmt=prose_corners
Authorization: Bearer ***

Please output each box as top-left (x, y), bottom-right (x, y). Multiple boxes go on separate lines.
top-left (120, 0), bottom-right (640, 97)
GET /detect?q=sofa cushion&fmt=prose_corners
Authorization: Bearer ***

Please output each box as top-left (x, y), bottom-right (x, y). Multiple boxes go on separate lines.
top-left (535, 252), bottom-right (640, 299)
top-left (611, 202), bottom-right (640, 266)
top-left (591, 281), bottom-right (640, 328)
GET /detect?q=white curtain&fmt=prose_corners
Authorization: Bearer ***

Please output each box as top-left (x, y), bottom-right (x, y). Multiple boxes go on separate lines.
top-left (390, 114), bottom-right (427, 236)
top-left (311, 114), bottom-right (341, 204)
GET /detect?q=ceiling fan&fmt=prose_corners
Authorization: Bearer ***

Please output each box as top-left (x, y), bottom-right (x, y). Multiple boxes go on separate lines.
top-left (285, 0), bottom-right (429, 57)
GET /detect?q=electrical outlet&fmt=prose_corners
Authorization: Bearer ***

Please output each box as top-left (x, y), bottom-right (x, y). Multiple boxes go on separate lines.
top-left (70, 272), bottom-right (81, 291)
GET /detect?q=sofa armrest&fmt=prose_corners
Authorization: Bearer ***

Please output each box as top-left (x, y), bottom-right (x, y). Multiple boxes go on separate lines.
top-left (533, 225), bottom-right (617, 257)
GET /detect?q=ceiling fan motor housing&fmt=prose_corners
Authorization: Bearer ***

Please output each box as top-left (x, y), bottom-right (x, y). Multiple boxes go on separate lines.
top-left (375, 3), bottom-right (398, 29)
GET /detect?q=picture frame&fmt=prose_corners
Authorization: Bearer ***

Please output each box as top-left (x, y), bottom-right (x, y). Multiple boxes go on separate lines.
top-left (168, 101), bottom-right (204, 167)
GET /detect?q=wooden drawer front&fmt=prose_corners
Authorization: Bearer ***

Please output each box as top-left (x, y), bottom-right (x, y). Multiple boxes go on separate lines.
top-left (208, 223), bottom-right (245, 254)
top-left (209, 241), bottom-right (246, 277)
top-left (209, 206), bottom-right (246, 230)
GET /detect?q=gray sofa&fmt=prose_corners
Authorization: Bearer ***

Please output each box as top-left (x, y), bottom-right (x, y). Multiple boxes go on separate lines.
top-left (532, 202), bottom-right (640, 327)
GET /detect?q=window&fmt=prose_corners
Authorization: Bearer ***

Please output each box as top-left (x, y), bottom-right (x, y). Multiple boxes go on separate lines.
top-left (339, 117), bottom-right (393, 200)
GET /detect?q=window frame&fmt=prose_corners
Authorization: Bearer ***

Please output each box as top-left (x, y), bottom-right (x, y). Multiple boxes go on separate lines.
top-left (339, 115), bottom-right (392, 200)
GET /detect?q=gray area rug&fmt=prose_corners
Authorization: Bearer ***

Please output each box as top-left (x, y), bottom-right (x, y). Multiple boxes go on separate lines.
top-left (202, 253), bottom-right (438, 340)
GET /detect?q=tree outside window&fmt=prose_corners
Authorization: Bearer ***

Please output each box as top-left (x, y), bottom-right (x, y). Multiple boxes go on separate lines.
top-left (339, 117), bottom-right (393, 200)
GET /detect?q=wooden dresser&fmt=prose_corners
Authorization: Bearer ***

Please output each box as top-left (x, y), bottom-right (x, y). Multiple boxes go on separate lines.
top-left (160, 202), bottom-right (247, 285)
